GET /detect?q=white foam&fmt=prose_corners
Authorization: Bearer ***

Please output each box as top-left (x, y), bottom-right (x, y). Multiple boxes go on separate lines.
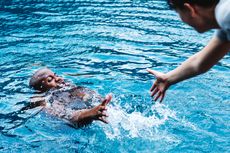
top-left (103, 102), bottom-right (177, 140)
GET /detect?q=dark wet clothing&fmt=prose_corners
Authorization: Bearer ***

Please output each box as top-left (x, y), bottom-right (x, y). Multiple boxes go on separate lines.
top-left (45, 86), bottom-right (102, 121)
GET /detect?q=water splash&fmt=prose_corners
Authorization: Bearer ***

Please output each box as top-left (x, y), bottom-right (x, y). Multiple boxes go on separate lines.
top-left (103, 102), bottom-right (177, 140)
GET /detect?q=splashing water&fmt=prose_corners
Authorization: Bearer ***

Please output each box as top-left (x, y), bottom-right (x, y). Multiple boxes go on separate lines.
top-left (0, 0), bottom-right (229, 152)
top-left (104, 101), bottom-right (176, 139)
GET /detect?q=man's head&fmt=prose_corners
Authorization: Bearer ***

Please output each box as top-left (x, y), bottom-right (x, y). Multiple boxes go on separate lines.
top-left (168, 0), bottom-right (220, 33)
top-left (168, 0), bottom-right (219, 10)
top-left (29, 68), bottom-right (64, 92)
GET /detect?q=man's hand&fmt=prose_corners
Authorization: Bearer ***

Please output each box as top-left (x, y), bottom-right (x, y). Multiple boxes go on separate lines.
top-left (147, 68), bottom-right (170, 102)
top-left (90, 94), bottom-right (112, 123)
top-left (71, 94), bottom-right (112, 126)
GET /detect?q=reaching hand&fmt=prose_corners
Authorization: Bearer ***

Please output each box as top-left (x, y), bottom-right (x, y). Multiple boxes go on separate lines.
top-left (89, 94), bottom-right (112, 123)
top-left (147, 68), bottom-right (170, 102)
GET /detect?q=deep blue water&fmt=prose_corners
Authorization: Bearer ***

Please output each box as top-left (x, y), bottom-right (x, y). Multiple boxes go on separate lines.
top-left (0, 0), bottom-right (229, 152)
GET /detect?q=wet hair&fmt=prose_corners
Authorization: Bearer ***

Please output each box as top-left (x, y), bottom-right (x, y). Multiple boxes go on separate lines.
top-left (29, 68), bottom-right (50, 92)
top-left (167, 0), bottom-right (219, 9)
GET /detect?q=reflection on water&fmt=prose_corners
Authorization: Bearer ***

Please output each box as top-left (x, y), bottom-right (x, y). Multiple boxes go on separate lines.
top-left (0, 0), bottom-right (229, 152)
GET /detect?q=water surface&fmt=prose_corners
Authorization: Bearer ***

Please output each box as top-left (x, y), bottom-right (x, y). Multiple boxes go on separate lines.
top-left (0, 0), bottom-right (229, 152)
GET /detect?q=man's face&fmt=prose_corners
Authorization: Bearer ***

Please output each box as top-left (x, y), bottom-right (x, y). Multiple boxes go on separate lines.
top-left (39, 69), bottom-right (64, 91)
top-left (176, 6), bottom-right (211, 33)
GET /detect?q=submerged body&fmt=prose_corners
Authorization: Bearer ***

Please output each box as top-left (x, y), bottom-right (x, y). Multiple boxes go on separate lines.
top-left (44, 86), bottom-right (101, 125)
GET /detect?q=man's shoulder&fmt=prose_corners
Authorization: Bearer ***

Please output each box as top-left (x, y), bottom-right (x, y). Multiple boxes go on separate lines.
top-left (215, 0), bottom-right (230, 29)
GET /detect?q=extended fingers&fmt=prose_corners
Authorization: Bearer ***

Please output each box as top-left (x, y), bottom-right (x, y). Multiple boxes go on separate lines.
top-left (151, 87), bottom-right (158, 97)
top-left (147, 68), bottom-right (164, 81)
top-left (160, 92), bottom-right (165, 103)
top-left (153, 91), bottom-right (165, 102)
top-left (150, 83), bottom-right (157, 92)
top-left (101, 99), bottom-right (107, 106)
top-left (97, 106), bottom-right (108, 116)
top-left (99, 106), bottom-right (107, 111)
top-left (97, 111), bottom-right (109, 124)
top-left (101, 94), bottom-right (112, 106)
top-left (98, 117), bottom-right (109, 124)
top-left (98, 111), bottom-right (108, 117)
top-left (154, 91), bottom-right (161, 101)
top-left (94, 94), bottom-right (112, 124)
top-left (147, 68), bottom-right (157, 76)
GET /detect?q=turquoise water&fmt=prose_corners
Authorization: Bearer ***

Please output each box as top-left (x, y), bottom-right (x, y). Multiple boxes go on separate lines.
top-left (0, 0), bottom-right (230, 152)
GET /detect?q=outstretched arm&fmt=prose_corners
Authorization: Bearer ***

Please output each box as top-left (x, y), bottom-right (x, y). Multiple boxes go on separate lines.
top-left (21, 96), bottom-right (46, 111)
top-left (147, 37), bottom-right (230, 102)
top-left (70, 94), bottom-right (112, 127)
top-left (166, 37), bottom-right (230, 84)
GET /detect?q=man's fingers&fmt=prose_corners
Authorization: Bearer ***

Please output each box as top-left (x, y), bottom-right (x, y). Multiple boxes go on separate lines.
top-left (147, 68), bottom-right (165, 82)
top-left (101, 94), bottom-right (112, 106)
top-left (151, 88), bottom-right (158, 97)
top-left (147, 68), bottom-right (167, 103)
top-left (97, 94), bottom-right (111, 124)
top-left (101, 99), bottom-right (107, 106)
top-left (100, 111), bottom-right (108, 117)
top-left (98, 117), bottom-right (109, 124)
top-left (150, 83), bottom-right (156, 92)
top-left (160, 92), bottom-right (165, 103)
top-left (97, 108), bottom-right (108, 115)
top-left (154, 91), bottom-right (161, 101)
top-left (147, 68), bottom-right (162, 79)
top-left (147, 68), bottom-right (157, 76)
top-left (105, 94), bottom-right (112, 105)
top-left (99, 106), bottom-right (106, 111)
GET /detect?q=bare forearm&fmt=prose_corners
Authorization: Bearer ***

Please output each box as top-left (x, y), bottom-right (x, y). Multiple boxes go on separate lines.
top-left (70, 109), bottom-right (93, 127)
top-left (166, 54), bottom-right (202, 85)
top-left (166, 37), bottom-right (230, 85)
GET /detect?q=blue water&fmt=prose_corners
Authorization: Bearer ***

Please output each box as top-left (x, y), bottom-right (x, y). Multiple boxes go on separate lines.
top-left (0, 0), bottom-right (230, 152)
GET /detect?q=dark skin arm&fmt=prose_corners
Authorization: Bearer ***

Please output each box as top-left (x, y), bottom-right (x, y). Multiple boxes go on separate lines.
top-left (70, 94), bottom-right (112, 127)
top-left (21, 100), bottom-right (46, 111)
top-left (27, 91), bottom-right (112, 127)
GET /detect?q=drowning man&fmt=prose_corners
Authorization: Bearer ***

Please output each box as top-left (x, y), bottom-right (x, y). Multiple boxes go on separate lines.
top-left (28, 68), bottom-right (112, 127)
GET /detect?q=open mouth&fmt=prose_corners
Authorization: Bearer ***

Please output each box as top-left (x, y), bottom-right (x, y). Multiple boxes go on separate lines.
top-left (56, 80), bottom-right (68, 88)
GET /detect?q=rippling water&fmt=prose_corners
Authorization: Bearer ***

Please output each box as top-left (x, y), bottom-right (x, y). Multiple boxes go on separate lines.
top-left (0, 0), bottom-right (229, 152)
